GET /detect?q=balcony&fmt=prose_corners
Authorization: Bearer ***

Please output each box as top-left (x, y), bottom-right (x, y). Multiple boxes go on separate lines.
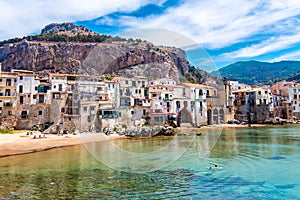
top-left (149, 109), bottom-right (163, 114)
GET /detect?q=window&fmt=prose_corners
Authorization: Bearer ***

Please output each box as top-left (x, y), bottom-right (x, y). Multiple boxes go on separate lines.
top-left (265, 90), bottom-right (268, 94)
top-left (125, 80), bottom-right (128, 85)
top-left (21, 111), bottom-right (27, 118)
top-left (83, 107), bottom-right (87, 112)
top-left (38, 110), bottom-right (43, 115)
top-left (199, 89), bottom-right (203, 96)
top-left (132, 81), bottom-right (136, 87)
top-left (35, 86), bottom-right (38, 91)
top-left (58, 84), bottom-right (62, 91)
top-left (19, 85), bottom-right (23, 93)
top-left (8, 111), bottom-right (12, 116)
top-left (183, 101), bottom-right (188, 107)
top-left (20, 76), bottom-right (23, 80)
top-left (176, 101), bottom-right (181, 108)
top-left (20, 96), bottom-right (24, 104)
top-left (33, 95), bottom-right (36, 99)
top-left (53, 93), bottom-right (60, 99)
top-left (258, 91), bottom-right (261, 95)
top-left (90, 106), bottom-right (95, 115)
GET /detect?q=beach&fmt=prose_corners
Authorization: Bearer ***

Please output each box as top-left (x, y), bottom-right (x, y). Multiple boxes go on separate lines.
top-left (0, 132), bottom-right (125, 158)
top-left (0, 124), bottom-right (275, 158)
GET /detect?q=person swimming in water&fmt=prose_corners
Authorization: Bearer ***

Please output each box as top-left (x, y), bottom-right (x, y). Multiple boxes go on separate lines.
top-left (208, 164), bottom-right (222, 170)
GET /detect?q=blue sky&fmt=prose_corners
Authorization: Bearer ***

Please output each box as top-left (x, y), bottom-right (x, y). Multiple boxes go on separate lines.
top-left (1, 0), bottom-right (300, 71)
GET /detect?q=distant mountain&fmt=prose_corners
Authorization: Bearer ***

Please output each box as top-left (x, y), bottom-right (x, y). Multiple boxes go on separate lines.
top-left (211, 60), bottom-right (300, 85)
top-left (275, 71), bottom-right (300, 83)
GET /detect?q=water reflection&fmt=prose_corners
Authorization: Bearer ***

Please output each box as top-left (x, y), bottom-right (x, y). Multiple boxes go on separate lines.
top-left (0, 125), bottom-right (300, 199)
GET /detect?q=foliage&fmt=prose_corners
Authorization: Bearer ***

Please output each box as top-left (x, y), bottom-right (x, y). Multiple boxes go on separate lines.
top-left (0, 33), bottom-right (111, 46)
top-left (105, 76), bottom-right (114, 81)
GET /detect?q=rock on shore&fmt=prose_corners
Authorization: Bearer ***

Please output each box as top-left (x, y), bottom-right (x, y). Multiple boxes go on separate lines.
top-left (124, 126), bottom-right (175, 137)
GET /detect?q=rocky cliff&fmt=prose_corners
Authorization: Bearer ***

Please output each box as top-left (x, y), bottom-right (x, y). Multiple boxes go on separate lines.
top-left (0, 23), bottom-right (210, 83)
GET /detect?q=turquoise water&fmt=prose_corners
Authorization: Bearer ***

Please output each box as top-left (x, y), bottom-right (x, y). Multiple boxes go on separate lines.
top-left (0, 125), bottom-right (300, 199)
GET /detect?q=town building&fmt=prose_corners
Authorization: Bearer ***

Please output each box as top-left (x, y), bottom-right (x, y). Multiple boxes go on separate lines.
top-left (288, 84), bottom-right (300, 118)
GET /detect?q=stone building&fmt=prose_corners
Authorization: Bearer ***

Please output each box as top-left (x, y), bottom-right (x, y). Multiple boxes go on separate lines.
top-left (14, 70), bottom-right (49, 129)
top-left (0, 67), bottom-right (17, 129)
top-left (233, 86), bottom-right (273, 123)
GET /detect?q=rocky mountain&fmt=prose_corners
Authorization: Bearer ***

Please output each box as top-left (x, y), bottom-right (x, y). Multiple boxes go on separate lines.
top-left (211, 60), bottom-right (300, 85)
top-left (0, 23), bottom-right (211, 84)
top-left (41, 22), bottom-right (95, 36)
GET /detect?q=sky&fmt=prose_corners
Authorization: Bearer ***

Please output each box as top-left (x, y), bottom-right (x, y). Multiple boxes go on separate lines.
top-left (1, 0), bottom-right (300, 71)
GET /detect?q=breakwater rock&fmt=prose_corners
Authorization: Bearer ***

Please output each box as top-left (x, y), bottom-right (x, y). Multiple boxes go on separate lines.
top-left (124, 126), bottom-right (175, 137)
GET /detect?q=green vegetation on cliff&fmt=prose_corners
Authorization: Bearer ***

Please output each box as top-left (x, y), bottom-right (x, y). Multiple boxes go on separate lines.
top-left (0, 34), bottom-right (111, 47)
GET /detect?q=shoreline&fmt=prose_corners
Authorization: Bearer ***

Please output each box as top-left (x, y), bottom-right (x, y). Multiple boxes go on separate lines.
top-left (0, 132), bottom-right (125, 158)
top-left (0, 123), bottom-right (296, 158)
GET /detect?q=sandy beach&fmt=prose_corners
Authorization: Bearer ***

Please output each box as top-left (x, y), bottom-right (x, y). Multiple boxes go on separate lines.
top-left (0, 132), bottom-right (125, 158)
top-left (0, 123), bottom-right (277, 158)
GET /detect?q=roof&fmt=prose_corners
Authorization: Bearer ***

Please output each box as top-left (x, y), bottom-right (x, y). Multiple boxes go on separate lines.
top-left (39, 82), bottom-right (51, 86)
top-left (149, 88), bottom-right (173, 93)
top-left (181, 82), bottom-right (214, 89)
top-left (49, 73), bottom-right (77, 77)
top-left (0, 72), bottom-right (17, 77)
top-left (104, 80), bottom-right (115, 83)
top-left (12, 69), bottom-right (34, 74)
top-left (98, 100), bottom-right (113, 104)
top-left (232, 88), bottom-right (251, 93)
top-left (134, 76), bottom-right (148, 79)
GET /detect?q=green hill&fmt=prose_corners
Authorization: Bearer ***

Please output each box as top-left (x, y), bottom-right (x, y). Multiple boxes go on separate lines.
top-left (211, 60), bottom-right (300, 85)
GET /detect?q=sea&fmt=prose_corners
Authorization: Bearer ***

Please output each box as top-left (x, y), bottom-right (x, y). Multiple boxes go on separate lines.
top-left (0, 125), bottom-right (300, 199)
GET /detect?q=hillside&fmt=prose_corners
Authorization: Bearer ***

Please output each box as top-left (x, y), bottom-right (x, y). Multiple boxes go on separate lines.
top-left (211, 60), bottom-right (300, 85)
top-left (0, 23), bottom-right (212, 84)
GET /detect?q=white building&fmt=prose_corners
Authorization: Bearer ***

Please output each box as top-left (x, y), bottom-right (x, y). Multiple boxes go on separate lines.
top-left (288, 85), bottom-right (300, 115)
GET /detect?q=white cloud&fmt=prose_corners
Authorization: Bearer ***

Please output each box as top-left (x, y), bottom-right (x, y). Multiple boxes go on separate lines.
top-left (221, 32), bottom-right (300, 59)
top-left (272, 51), bottom-right (300, 62)
top-left (107, 0), bottom-right (300, 49)
top-left (0, 0), bottom-right (160, 40)
top-left (1, 0), bottom-right (300, 64)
